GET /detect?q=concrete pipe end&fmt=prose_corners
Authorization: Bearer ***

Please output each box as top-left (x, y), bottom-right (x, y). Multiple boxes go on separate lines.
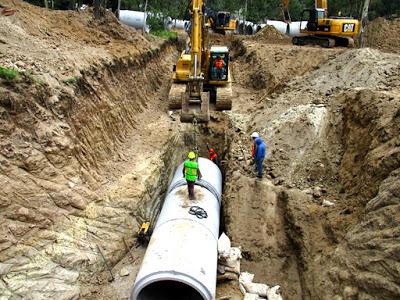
top-left (132, 272), bottom-right (211, 300)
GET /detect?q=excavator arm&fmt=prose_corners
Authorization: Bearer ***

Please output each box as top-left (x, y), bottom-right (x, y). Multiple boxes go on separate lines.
top-left (282, 0), bottom-right (291, 23)
top-left (190, 0), bottom-right (204, 80)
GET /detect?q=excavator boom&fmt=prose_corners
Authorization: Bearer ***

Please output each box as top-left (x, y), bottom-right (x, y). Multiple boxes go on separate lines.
top-left (282, 0), bottom-right (291, 23)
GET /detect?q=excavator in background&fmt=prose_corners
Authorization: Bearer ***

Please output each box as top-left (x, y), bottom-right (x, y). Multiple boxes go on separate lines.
top-left (206, 10), bottom-right (237, 35)
top-left (284, 0), bottom-right (360, 47)
top-left (168, 0), bottom-right (233, 123)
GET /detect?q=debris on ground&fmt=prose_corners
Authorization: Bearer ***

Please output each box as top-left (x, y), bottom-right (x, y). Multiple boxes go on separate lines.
top-left (239, 272), bottom-right (282, 300)
top-left (217, 233), bottom-right (242, 282)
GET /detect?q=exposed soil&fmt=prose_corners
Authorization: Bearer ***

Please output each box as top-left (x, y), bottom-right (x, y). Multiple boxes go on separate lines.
top-left (221, 38), bottom-right (400, 299)
top-left (1, 2), bottom-right (400, 300)
top-left (365, 17), bottom-right (400, 54)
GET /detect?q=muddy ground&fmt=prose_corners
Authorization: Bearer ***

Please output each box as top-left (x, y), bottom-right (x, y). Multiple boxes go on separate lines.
top-left (0, 1), bottom-right (400, 300)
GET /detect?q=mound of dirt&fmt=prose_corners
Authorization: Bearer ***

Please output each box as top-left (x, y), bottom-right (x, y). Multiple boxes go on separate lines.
top-left (365, 17), bottom-right (400, 54)
top-left (254, 25), bottom-right (290, 44)
top-left (226, 40), bottom-right (400, 299)
top-left (0, 0), bottom-right (150, 85)
top-left (232, 40), bottom-right (343, 92)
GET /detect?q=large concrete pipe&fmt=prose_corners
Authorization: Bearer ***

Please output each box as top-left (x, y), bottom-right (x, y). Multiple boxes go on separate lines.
top-left (172, 19), bottom-right (187, 30)
top-left (287, 21), bottom-right (308, 36)
top-left (245, 21), bottom-right (254, 35)
top-left (256, 23), bottom-right (266, 33)
top-left (238, 21), bottom-right (245, 35)
top-left (119, 10), bottom-right (150, 33)
top-left (265, 20), bottom-right (287, 34)
top-left (132, 157), bottom-right (222, 300)
top-left (164, 16), bottom-right (173, 31)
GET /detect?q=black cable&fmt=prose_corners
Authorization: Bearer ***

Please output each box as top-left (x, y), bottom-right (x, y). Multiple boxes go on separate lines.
top-left (189, 206), bottom-right (208, 219)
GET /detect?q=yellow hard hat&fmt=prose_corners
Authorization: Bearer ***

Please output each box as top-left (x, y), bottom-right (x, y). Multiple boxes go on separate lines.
top-left (188, 151), bottom-right (196, 159)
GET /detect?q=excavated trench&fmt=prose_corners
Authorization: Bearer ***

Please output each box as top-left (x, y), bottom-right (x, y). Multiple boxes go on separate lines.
top-left (68, 44), bottom-right (396, 299)
top-left (65, 43), bottom-right (308, 299)
top-left (3, 27), bottom-right (399, 300)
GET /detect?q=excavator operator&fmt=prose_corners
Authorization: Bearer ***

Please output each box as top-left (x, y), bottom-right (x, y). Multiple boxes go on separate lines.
top-left (214, 55), bottom-right (225, 79)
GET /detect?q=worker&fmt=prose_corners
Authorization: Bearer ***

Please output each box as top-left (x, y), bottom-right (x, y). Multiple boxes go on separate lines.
top-left (214, 55), bottom-right (225, 79)
top-left (251, 132), bottom-right (259, 164)
top-left (254, 136), bottom-right (266, 179)
top-left (208, 148), bottom-right (221, 169)
top-left (183, 151), bottom-right (202, 199)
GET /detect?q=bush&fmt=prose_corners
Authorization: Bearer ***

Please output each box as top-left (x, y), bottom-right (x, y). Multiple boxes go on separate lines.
top-left (0, 67), bottom-right (19, 81)
top-left (148, 15), bottom-right (165, 32)
top-left (151, 30), bottom-right (178, 41)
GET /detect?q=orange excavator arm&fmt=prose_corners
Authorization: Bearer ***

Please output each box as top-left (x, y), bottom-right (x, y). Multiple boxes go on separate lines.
top-left (315, 0), bottom-right (328, 10)
top-left (282, 0), bottom-right (291, 23)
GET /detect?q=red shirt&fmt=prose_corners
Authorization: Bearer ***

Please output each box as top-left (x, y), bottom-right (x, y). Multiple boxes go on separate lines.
top-left (214, 58), bottom-right (225, 69)
top-left (251, 144), bottom-right (256, 158)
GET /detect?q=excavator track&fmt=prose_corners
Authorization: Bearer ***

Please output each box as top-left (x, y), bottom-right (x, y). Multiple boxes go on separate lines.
top-left (292, 35), bottom-right (336, 48)
top-left (215, 83), bottom-right (233, 111)
top-left (168, 83), bottom-right (186, 109)
top-left (292, 35), bottom-right (355, 48)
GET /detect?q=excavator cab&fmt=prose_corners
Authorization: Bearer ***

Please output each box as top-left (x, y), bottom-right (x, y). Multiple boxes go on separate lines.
top-left (302, 8), bottom-right (327, 32)
top-left (209, 51), bottom-right (229, 81)
top-left (216, 11), bottom-right (231, 27)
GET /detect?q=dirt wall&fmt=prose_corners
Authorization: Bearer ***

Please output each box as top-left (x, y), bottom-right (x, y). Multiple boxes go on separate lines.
top-left (224, 40), bottom-right (400, 299)
top-left (0, 1), bottom-right (184, 298)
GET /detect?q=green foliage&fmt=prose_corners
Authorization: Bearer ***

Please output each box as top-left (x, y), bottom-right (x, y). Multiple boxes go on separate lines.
top-left (21, 0), bottom-right (400, 22)
top-left (63, 76), bottom-right (80, 86)
top-left (22, 71), bottom-right (46, 86)
top-left (151, 30), bottom-right (178, 40)
top-left (148, 15), bottom-right (165, 32)
top-left (0, 67), bottom-right (19, 81)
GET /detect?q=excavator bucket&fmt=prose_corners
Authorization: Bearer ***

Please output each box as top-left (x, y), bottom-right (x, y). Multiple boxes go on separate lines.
top-left (180, 91), bottom-right (210, 123)
top-left (168, 83), bottom-right (210, 123)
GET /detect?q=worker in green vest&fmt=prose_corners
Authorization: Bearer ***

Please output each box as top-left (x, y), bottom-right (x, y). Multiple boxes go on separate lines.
top-left (183, 151), bottom-right (202, 199)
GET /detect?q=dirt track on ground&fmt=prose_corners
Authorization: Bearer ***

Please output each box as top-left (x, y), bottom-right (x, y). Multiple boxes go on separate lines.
top-left (0, 2), bottom-right (399, 299)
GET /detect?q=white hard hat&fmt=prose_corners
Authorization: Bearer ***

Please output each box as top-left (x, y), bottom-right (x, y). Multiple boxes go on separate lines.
top-left (251, 132), bottom-right (259, 138)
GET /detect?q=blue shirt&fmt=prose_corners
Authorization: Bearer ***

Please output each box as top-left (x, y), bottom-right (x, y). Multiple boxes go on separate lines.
top-left (255, 138), bottom-right (266, 160)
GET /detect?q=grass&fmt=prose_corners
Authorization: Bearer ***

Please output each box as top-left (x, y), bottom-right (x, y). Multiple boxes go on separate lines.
top-left (22, 70), bottom-right (46, 86)
top-left (63, 76), bottom-right (80, 86)
top-left (151, 30), bottom-right (178, 41)
top-left (0, 67), bottom-right (47, 86)
top-left (0, 66), bottom-right (19, 81)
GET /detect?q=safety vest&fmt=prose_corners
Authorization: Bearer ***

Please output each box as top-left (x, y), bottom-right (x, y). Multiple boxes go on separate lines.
top-left (215, 59), bottom-right (224, 69)
top-left (184, 160), bottom-right (198, 182)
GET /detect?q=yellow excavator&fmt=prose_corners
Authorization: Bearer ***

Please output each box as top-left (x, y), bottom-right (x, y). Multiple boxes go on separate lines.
top-left (284, 0), bottom-right (360, 47)
top-left (207, 11), bottom-right (237, 35)
top-left (168, 0), bottom-right (232, 123)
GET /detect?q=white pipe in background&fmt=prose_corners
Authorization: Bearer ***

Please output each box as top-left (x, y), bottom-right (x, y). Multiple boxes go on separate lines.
top-left (119, 10), bottom-right (150, 33)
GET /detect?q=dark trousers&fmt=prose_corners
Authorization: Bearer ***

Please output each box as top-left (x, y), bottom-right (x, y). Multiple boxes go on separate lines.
top-left (187, 180), bottom-right (195, 198)
top-left (256, 158), bottom-right (264, 177)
